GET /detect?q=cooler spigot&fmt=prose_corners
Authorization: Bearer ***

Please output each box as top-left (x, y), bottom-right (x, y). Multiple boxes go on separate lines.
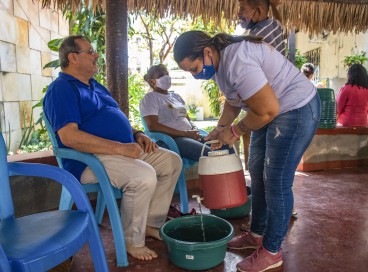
top-left (192, 195), bottom-right (204, 205)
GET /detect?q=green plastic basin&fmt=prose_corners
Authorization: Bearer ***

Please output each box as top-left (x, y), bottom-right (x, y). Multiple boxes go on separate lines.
top-left (160, 214), bottom-right (234, 270)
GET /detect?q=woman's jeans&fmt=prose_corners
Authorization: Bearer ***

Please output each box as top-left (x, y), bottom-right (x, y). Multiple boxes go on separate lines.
top-left (248, 94), bottom-right (321, 253)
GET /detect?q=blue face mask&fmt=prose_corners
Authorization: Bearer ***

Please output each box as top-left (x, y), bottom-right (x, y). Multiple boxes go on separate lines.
top-left (193, 54), bottom-right (215, 80)
top-left (239, 8), bottom-right (258, 30)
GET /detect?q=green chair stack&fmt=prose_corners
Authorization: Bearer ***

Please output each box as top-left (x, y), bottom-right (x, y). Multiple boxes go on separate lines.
top-left (317, 88), bottom-right (336, 129)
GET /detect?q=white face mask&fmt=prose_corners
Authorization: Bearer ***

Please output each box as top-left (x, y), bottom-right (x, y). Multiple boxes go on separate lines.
top-left (155, 75), bottom-right (171, 90)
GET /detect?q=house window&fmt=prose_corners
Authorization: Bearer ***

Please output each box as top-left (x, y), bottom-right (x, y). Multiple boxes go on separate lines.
top-left (305, 48), bottom-right (321, 83)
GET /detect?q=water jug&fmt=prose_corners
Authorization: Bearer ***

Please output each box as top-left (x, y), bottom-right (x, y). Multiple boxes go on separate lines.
top-left (198, 140), bottom-right (247, 209)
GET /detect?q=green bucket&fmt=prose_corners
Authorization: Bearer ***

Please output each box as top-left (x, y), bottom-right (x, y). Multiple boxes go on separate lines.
top-left (210, 186), bottom-right (252, 219)
top-left (160, 214), bottom-right (234, 270)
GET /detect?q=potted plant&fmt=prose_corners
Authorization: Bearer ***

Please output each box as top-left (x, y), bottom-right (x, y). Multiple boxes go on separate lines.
top-left (342, 50), bottom-right (368, 68)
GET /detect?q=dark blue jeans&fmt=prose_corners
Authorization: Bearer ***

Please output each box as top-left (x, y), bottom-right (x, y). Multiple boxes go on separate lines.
top-left (249, 94), bottom-right (321, 253)
top-left (157, 137), bottom-right (211, 162)
top-left (158, 136), bottom-right (235, 162)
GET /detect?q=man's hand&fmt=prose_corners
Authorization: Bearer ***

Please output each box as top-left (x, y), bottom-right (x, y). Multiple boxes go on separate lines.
top-left (185, 129), bottom-right (201, 141)
top-left (120, 143), bottom-right (143, 158)
top-left (135, 133), bottom-right (158, 153)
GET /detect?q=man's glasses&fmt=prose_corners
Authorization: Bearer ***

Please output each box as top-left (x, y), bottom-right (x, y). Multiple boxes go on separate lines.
top-left (74, 48), bottom-right (97, 56)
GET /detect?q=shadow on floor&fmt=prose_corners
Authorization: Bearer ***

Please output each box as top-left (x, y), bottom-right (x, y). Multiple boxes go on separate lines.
top-left (70, 167), bottom-right (368, 272)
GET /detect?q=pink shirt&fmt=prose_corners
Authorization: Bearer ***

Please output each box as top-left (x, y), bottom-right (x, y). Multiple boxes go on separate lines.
top-left (336, 84), bottom-right (368, 126)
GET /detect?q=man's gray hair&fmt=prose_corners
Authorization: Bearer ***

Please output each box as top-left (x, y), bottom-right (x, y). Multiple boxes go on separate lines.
top-left (59, 35), bottom-right (90, 69)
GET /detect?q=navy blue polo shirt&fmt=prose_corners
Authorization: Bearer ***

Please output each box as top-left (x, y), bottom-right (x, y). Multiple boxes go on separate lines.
top-left (43, 72), bottom-right (134, 180)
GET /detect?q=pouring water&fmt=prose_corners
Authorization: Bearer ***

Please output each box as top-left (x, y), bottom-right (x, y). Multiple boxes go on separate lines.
top-left (192, 195), bottom-right (206, 242)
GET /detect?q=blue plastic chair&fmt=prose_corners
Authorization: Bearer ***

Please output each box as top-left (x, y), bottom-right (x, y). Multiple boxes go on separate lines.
top-left (0, 244), bottom-right (11, 272)
top-left (0, 134), bottom-right (108, 272)
top-left (140, 113), bottom-right (208, 213)
top-left (43, 115), bottom-right (128, 267)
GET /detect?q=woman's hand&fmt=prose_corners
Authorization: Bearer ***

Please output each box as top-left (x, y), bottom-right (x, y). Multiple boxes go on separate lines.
top-left (205, 126), bottom-right (239, 148)
top-left (135, 133), bottom-right (158, 153)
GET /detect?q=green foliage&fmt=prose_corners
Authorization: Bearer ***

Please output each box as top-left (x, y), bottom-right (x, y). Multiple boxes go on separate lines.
top-left (202, 80), bottom-right (223, 118)
top-left (295, 50), bottom-right (308, 70)
top-left (187, 104), bottom-right (199, 120)
top-left (190, 15), bottom-right (235, 35)
top-left (128, 73), bottom-right (146, 130)
top-left (342, 50), bottom-right (368, 68)
top-left (18, 129), bottom-right (51, 154)
top-left (202, 125), bottom-right (216, 133)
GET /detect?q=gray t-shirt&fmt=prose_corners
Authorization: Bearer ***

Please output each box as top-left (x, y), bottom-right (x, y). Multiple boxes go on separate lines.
top-left (140, 91), bottom-right (192, 131)
top-left (213, 40), bottom-right (316, 114)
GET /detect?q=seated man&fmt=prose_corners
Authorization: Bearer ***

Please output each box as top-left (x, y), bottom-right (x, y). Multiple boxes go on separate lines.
top-left (238, 0), bottom-right (286, 55)
top-left (43, 35), bottom-right (182, 261)
top-left (140, 64), bottom-right (211, 162)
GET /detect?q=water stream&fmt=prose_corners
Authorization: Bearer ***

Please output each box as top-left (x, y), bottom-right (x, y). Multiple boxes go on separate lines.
top-left (193, 195), bottom-right (206, 242)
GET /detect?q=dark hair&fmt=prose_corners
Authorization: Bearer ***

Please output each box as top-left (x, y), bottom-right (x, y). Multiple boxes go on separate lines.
top-left (247, 0), bottom-right (270, 11)
top-left (301, 63), bottom-right (315, 78)
top-left (143, 64), bottom-right (168, 87)
top-left (59, 35), bottom-right (90, 69)
top-left (173, 30), bottom-right (263, 63)
top-left (347, 63), bottom-right (368, 89)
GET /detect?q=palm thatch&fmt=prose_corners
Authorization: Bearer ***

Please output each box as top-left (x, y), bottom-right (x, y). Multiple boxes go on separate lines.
top-left (279, 0), bottom-right (368, 34)
top-left (40, 0), bottom-right (368, 34)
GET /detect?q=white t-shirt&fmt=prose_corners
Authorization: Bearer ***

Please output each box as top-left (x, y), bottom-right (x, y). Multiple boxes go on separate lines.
top-left (213, 41), bottom-right (316, 114)
top-left (140, 91), bottom-right (192, 131)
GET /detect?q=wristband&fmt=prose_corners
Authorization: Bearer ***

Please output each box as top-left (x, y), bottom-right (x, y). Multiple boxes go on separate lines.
top-left (133, 130), bottom-right (144, 137)
top-left (230, 125), bottom-right (240, 139)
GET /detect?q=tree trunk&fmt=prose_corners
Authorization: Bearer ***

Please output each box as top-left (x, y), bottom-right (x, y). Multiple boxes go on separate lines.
top-left (106, 0), bottom-right (129, 116)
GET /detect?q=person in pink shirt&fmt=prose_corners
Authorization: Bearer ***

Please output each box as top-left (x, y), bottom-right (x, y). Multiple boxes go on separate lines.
top-left (337, 63), bottom-right (368, 127)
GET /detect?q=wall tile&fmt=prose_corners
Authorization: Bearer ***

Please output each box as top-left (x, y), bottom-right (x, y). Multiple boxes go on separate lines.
top-left (32, 100), bottom-right (42, 129)
top-left (31, 74), bottom-right (51, 100)
top-left (39, 4), bottom-right (51, 31)
top-left (19, 100), bottom-right (33, 128)
top-left (58, 12), bottom-right (69, 36)
top-left (50, 10), bottom-right (59, 33)
top-left (41, 51), bottom-right (52, 76)
top-left (17, 74), bottom-right (31, 101)
top-left (0, 41), bottom-right (16, 72)
top-left (9, 129), bottom-right (22, 152)
top-left (29, 24), bottom-right (50, 52)
top-left (0, 0), bottom-right (13, 13)
top-left (0, 74), bottom-right (3, 101)
top-left (4, 101), bottom-right (20, 130)
top-left (2, 73), bottom-right (19, 101)
top-left (2, 73), bottom-right (31, 101)
top-left (16, 45), bottom-right (31, 74)
top-left (29, 49), bottom-right (41, 75)
top-left (0, 10), bottom-right (18, 43)
top-left (17, 18), bottom-right (29, 47)
top-left (0, 102), bottom-right (4, 132)
top-left (14, 0), bottom-right (39, 26)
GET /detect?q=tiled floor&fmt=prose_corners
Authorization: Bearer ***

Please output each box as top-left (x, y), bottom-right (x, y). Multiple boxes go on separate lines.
top-left (70, 167), bottom-right (368, 272)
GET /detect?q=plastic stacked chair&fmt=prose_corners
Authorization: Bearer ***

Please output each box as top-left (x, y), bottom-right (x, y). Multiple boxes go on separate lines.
top-left (140, 113), bottom-right (208, 213)
top-left (317, 88), bottom-right (336, 129)
top-left (0, 134), bottom-right (108, 272)
top-left (43, 115), bottom-right (128, 267)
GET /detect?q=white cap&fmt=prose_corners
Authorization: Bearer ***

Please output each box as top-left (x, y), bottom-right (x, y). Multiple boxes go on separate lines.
top-left (208, 150), bottom-right (229, 157)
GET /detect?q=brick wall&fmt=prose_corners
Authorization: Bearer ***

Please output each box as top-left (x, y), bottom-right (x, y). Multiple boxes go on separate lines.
top-left (0, 0), bottom-right (69, 152)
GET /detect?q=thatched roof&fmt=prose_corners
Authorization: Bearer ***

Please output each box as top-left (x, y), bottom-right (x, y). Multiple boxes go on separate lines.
top-left (41, 0), bottom-right (368, 34)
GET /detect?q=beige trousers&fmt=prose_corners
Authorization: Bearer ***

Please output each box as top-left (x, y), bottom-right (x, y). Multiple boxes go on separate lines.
top-left (80, 148), bottom-right (182, 247)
